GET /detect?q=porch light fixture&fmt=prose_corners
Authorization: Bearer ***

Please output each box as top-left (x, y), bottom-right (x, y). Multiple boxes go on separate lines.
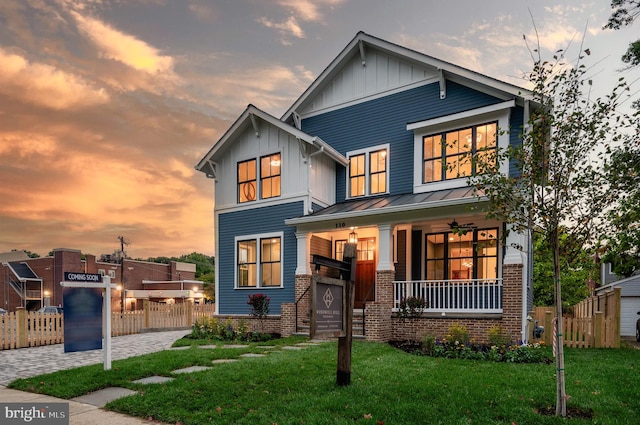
top-left (348, 229), bottom-right (358, 244)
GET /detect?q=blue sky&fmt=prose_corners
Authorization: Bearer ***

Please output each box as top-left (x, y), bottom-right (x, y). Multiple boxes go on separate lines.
top-left (0, 0), bottom-right (637, 258)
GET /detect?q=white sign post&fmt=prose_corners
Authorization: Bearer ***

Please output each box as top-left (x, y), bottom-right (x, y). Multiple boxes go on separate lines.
top-left (60, 275), bottom-right (113, 370)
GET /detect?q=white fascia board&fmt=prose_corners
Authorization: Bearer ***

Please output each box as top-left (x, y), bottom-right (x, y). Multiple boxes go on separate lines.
top-left (284, 194), bottom-right (488, 226)
top-left (282, 31), bottom-right (532, 122)
top-left (407, 100), bottom-right (516, 131)
top-left (195, 104), bottom-right (347, 171)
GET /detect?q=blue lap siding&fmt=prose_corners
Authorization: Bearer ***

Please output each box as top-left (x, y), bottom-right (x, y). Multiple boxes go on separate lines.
top-left (301, 81), bottom-right (523, 201)
top-left (217, 202), bottom-right (303, 315)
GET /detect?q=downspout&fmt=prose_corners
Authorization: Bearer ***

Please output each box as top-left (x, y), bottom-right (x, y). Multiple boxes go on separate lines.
top-left (307, 145), bottom-right (324, 214)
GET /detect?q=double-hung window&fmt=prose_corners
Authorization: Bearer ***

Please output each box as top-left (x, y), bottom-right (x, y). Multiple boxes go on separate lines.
top-left (237, 153), bottom-right (281, 203)
top-left (347, 145), bottom-right (389, 198)
top-left (236, 233), bottom-right (282, 288)
top-left (423, 122), bottom-right (497, 183)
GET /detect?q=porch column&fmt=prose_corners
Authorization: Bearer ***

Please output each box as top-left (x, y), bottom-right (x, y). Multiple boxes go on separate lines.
top-left (377, 224), bottom-right (394, 271)
top-left (503, 225), bottom-right (527, 342)
top-left (295, 231), bottom-right (312, 275)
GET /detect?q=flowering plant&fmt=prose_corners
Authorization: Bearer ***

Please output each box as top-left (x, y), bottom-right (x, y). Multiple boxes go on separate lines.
top-left (247, 293), bottom-right (270, 332)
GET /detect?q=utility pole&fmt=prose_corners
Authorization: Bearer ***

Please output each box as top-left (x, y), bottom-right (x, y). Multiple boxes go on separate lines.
top-left (117, 236), bottom-right (130, 313)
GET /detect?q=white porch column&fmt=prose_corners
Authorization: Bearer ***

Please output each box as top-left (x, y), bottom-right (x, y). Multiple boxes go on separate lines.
top-left (295, 231), bottom-right (312, 275)
top-left (377, 224), bottom-right (394, 271)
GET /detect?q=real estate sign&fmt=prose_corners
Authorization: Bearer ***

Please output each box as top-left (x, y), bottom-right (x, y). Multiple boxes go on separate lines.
top-left (62, 273), bottom-right (103, 353)
top-left (310, 276), bottom-right (346, 338)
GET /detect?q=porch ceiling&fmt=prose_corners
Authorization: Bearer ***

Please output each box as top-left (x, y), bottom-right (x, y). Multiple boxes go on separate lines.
top-left (285, 187), bottom-right (488, 228)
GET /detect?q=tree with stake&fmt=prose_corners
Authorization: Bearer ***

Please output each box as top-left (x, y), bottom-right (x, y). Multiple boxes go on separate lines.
top-left (468, 32), bottom-right (637, 416)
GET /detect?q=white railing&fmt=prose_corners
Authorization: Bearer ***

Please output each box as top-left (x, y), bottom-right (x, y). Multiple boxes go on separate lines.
top-left (394, 279), bottom-right (503, 313)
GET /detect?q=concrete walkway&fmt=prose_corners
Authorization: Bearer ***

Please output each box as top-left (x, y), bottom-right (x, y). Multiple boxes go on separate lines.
top-left (0, 330), bottom-right (191, 424)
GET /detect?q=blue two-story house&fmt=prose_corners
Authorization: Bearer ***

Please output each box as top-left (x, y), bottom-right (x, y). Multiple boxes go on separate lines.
top-left (196, 32), bottom-right (534, 343)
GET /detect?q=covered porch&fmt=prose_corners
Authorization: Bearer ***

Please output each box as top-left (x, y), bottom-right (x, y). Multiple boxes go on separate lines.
top-left (284, 189), bottom-right (529, 342)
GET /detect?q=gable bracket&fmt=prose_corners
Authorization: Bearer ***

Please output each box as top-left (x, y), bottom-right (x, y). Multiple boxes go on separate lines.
top-left (205, 159), bottom-right (217, 180)
top-left (292, 111), bottom-right (301, 130)
top-left (438, 68), bottom-right (446, 99)
top-left (250, 113), bottom-right (260, 138)
top-left (359, 40), bottom-right (366, 66)
top-left (298, 138), bottom-right (309, 163)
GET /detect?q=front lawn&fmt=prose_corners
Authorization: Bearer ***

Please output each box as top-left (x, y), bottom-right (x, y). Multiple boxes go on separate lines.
top-left (9, 338), bottom-right (640, 424)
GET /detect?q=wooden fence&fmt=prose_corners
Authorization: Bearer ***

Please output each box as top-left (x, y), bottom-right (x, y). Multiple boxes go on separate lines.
top-left (0, 302), bottom-right (216, 350)
top-left (531, 288), bottom-right (621, 348)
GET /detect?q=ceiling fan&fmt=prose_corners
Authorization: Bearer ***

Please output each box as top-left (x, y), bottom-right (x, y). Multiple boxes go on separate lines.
top-left (447, 220), bottom-right (475, 235)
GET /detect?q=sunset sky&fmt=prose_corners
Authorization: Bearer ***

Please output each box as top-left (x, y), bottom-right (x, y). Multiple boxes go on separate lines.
top-left (0, 0), bottom-right (637, 259)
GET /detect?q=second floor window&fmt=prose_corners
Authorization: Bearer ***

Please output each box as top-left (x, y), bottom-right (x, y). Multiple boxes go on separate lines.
top-left (238, 153), bottom-right (281, 203)
top-left (423, 122), bottom-right (496, 183)
top-left (261, 153), bottom-right (281, 199)
top-left (348, 146), bottom-right (388, 198)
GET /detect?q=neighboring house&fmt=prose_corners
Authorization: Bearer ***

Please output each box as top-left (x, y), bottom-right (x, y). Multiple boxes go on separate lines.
top-left (0, 248), bottom-right (203, 312)
top-left (196, 32), bottom-right (535, 343)
top-left (596, 272), bottom-right (640, 337)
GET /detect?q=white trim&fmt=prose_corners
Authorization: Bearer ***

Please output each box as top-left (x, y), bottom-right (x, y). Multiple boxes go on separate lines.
top-left (346, 143), bottom-right (390, 199)
top-left (406, 100), bottom-right (515, 131)
top-left (234, 231), bottom-right (284, 289)
top-left (298, 79), bottom-right (435, 119)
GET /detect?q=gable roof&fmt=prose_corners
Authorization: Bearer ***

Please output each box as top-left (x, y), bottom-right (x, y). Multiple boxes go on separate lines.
top-left (195, 104), bottom-right (347, 178)
top-left (282, 31), bottom-right (532, 123)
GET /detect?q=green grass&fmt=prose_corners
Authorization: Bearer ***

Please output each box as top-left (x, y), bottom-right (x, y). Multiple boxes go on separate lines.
top-left (8, 337), bottom-right (640, 425)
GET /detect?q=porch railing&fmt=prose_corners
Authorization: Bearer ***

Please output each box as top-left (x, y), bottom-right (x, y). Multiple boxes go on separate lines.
top-left (393, 278), bottom-right (503, 314)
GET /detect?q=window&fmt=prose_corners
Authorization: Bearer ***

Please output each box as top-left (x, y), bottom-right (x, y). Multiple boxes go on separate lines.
top-left (425, 228), bottom-right (498, 280)
top-left (348, 145), bottom-right (388, 198)
top-left (236, 233), bottom-right (282, 288)
top-left (261, 153), bottom-right (281, 199)
top-left (423, 122), bottom-right (496, 183)
top-left (109, 270), bottom-right (116, 279)
top-left (238, 159), bottom-right (257, 203)
top-left (237, 153), bottom-right (282, 203)
top-left (98, 269), bottom-right (106, 277)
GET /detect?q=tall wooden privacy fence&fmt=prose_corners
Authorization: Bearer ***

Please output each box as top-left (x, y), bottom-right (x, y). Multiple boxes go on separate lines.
top-left (531, 288), bottom-right (621, 349)
top-left (0, 301), bottom-right (215, 350)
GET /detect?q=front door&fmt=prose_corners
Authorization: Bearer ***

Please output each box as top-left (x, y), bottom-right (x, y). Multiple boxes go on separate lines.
top-left (354, 238), bottom-right (375, 309)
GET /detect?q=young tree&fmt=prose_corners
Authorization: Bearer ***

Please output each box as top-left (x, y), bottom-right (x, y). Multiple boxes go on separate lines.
top-left (604, 0), bottom-right (640, 67)
top-left (469, 37), bottom-right (636, 416)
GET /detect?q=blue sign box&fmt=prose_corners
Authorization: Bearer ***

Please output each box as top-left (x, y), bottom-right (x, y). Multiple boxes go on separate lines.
top-left (63, 287), bottom-right (103, 353)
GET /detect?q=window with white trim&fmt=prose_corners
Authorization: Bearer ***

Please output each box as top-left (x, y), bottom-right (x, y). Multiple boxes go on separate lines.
top-left (347, 145), bottom-right (389, 198)
top-left (236, 233), bottom-right (282, 288)
top-left (237, 153), bottom-right (281, 203)
top-left (423, 122), bottom-right (497, 183)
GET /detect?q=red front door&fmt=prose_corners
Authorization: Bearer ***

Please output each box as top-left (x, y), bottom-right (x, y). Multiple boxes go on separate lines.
top-left (354, 238), bottom-right (375, 309)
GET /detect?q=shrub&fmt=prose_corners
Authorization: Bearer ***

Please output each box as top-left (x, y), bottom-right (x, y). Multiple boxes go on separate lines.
top-left (487, 325), bottom-right (511, 346)
top-left (446, 323), bottom-right (470, 344)
top-left (398, 296), bottom-right (427, 341)
top-left (247, 293), bottom-right (271, 332)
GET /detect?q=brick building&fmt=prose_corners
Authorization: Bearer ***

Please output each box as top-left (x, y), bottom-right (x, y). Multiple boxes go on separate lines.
top-left (1, 248), bottom-right (203, 312)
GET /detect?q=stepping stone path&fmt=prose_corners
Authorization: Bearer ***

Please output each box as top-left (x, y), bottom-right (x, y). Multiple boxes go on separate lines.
top-left (71, 387), bottom-right (137, 408)
top-left (199, 345), bottom-right (217, 349)
top-left (240, 353), bottom-right (266, 358)
top-left (212, 359), bottom-right (238, 364)
top-left (132, 376), bottom-right (174, 384)
top-left (281, 346), bottom-right (305, 350)
top-left (172, 366), bottom-right (211, 374)
top-left (170, 346), bottom-right (191, 350)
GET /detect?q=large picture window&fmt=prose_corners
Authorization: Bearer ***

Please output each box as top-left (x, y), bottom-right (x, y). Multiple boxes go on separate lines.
top-left (238, 153), bottom-right (281, 203)
top-left (236, 233), bottom-right (282, 288)
top-left (423, 122), bottom-right (496, 183)
top-left (425, 228), bottom-right (498, 280)
top-left (348, 145), bottom-right (388, 198)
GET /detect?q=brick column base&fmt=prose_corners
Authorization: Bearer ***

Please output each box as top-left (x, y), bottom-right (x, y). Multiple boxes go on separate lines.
top-left (280, 303), bottom-right (295, 337)
top-left (364, 270), bottom-right (395, 342)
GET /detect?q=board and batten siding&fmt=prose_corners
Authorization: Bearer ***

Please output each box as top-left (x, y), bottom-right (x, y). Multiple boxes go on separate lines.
top-left (299, 48), bottom-right (435, 116)
top-left (301, 81), bottom-right (509, 202)
top-left (213, 121), bottom-right (310, 209)
top-left (216, 201), bottom-right (303, 315)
